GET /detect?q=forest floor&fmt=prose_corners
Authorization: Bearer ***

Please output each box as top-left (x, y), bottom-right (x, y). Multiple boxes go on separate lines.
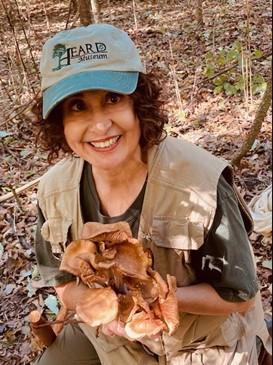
top-left (0, 0), bottom-right (272, 364)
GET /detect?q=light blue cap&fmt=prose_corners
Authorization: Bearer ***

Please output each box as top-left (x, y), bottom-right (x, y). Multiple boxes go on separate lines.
top-left (42, 70), bottom-right (139, 118)
top-left (40, 24), bottom-right (145, 118)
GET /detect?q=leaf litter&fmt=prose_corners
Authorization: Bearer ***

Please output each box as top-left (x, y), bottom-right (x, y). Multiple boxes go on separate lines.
top-left (0, 0), bottom-right (271, 363)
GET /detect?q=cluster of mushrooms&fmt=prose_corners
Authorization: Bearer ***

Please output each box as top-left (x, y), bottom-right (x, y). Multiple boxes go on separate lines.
top-left (60, 221), bottom-right (180, 340)
top-left (30, 222), bottom-right (180, 346)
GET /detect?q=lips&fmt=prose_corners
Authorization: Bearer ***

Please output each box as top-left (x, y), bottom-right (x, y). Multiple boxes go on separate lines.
top-left (88, 136), bottom-right (121, 150)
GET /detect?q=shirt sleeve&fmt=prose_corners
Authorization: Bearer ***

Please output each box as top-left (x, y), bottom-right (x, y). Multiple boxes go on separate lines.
top-left (35, 206), bottom-right (75, 287)
top-left (191, 175), bottom-right (259, 302)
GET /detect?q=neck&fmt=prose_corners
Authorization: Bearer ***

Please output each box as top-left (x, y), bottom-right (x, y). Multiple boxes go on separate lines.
top-left (92, 148), bottom-right (147, 189)
top-left (94, 161), bottom-right (146, 186)
top-left (91, 155), bottom-right (148, 217)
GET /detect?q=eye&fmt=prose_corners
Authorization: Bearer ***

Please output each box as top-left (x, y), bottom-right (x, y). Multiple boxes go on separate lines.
top-left (67, 99), bottom-right (86, 112)
top-left (105, 92), bottom-right (122, 104)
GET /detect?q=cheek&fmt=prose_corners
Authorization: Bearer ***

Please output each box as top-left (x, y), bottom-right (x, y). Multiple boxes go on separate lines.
top-left (132, 117), bottom-right (141, 138)
top-left (63, 123), bottom-right (80, 149)
top-left (120, 110), bottom-right (140, 133)
top-left (63, 117), bottom-right (81, 139)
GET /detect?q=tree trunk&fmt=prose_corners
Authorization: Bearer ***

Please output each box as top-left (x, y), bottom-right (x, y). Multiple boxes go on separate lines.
top-left (78, 0), bottom-right (92, 26)
top-left (196, 0), bottom-right (204, 27)
top-left (91, 0), bottom-right (101, 23)
top-left (231, 72), bottom-right (272, 166)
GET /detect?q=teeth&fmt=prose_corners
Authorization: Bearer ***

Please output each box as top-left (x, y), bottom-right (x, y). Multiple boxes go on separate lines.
top-left (90, 136), bottom-right (119, 149)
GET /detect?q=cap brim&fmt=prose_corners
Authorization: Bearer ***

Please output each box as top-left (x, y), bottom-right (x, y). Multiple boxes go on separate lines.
top-left (42, 70), bottom-right (139, 119)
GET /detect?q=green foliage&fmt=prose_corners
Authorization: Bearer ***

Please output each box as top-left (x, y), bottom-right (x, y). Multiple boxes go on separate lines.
top-left (203, 42), bottom-right (266, 97)
top-left (0, 130), bottom-right (12, 138)
top-left (44, 294), bottom-right (59, 315)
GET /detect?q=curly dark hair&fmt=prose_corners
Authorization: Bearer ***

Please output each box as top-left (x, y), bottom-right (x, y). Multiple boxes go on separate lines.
top-left (34, 72), bottom-right (168, 163)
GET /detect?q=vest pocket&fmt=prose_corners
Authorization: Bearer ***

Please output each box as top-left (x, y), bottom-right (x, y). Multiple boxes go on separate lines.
top-left (41, 217), bottom-right (72, 254)
top-left (151, 217), bottom-right (204, 251)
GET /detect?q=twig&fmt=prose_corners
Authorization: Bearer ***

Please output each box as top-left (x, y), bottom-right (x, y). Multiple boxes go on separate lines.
top-left (0, 78), bottom-right (13, 102)
top-left (91, 0), bottom-right (101, 23)
top-left (65, 0), bottom-right (73, 29)
top-left (1, 0), bottom-right (36, 95)
top-left (132, 0), bottom-right (138, 30)
top-left (0, 89), bottom-right (41, 127)
top-left (0, 177), bottom-right (41, 203)
top-left (7, 184), bottom-right (25, 212)
top-left (168, 38), bottom-right (183, 114)
top-left (231, 71), bottom-right (272, 166)
top-left (13, 0), bottom-right (39, 75)
top-left (33, 317), bottom-right (83, 328)
top-left (42, 3), bottom-right (50, 32)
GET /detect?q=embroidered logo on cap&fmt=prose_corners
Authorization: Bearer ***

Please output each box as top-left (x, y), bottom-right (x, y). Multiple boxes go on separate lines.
top-left (52, 42), bottom-right (108, 71)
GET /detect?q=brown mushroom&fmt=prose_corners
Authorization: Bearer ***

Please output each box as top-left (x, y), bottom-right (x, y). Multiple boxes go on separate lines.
top-left (58, 221), bottom-right (180, 339)
top-left (76, 287), bottom-right (119, 327)
top-left (82, 221), bottom-right (132, 244)
top-left (158, 275), bottom-right (180, 335)
top-left (59, 239), bottom-right (98, 287)
top-left (125, 311), bottom-right (165, 340)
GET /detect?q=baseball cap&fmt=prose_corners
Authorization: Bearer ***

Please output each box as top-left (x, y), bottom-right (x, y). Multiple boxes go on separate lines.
top-left (40, 24), bottom-right (145, 118)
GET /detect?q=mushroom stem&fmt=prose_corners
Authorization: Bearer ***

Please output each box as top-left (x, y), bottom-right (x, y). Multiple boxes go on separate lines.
top-left (29, 310), bottom-right (56, 347)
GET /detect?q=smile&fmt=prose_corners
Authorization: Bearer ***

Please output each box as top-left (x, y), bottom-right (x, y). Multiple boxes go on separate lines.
top-left (89, 136), bottom-right (121, 149)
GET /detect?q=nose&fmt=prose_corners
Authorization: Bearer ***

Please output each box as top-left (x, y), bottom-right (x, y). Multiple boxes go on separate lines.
top-left (88, 109), bottom-right (112, 134)
top-left (94, 119), bottom-right (112, 132)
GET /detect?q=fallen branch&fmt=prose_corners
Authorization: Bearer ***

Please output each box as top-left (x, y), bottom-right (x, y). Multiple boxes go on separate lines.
top-left (231, 70), bottom-right (272, 166)
top-left (0, 177), bottom-right (41, 203)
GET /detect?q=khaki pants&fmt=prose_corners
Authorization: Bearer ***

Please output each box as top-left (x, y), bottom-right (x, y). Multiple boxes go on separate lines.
top-left (33, 324), bottom-right (101, 365)
top-left (33, 323), bottom-right (262, 365)
top-left (33, 324), bottom-right (159, 365)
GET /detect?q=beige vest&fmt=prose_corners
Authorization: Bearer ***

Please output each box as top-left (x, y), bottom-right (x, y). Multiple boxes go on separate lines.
top-left (37, 136), bottom-right (270, 360)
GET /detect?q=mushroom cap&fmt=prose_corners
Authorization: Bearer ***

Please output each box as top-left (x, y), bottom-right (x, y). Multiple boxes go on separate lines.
top-left (159, 275), bottom-right (180, 335)
top-left (76, 287), bottom-right (118, 327)
top-left (125, 311), bottom-right (165, 340)
top-left (59, 239), bottom-right (97, 276)
top-left (81, 221), bottom-right (132, 244)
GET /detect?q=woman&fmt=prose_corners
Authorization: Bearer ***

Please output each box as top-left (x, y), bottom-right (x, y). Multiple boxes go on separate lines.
top-left (34, 23), bottom-right (271, 364)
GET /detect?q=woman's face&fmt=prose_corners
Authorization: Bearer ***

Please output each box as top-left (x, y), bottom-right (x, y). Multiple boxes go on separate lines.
top-left (62, 90), bottom-right (142, 171)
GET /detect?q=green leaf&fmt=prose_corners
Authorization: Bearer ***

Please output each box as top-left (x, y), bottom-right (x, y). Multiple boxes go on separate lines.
top-left (252, 82), bottom-right (267, 95)
top-left (214, 85), bottom-right (224, 95)
top-left (262, 259), bottom-right (272, 270)
top-left (203, 65), bottom-right (215, 78)
top-left (226, 48), bottom-right (239, 62)
top-left (20, 149), bottom-right (32, 158)
top-left (0, 131), bottom-right (12, 139)
top-left (213, 75), bottom-right (228, 86)
top-left (44, 294), bottom-right (59, 315)
top-left (224, 82), bottom-right (237, 96)
top-left (252, 74), bottom-right (265, 84)
top-left (26, 279), bottom-right (37, 298)
top-left (253, 49), bottom-right (263, 59)
top-left (233, 40), bottom-right (242, 52)
top-left (216, 52), bottom-right (226, 66)
top-left (234, 75), bottom-right (245, 91)
top-left (205, 51), bottom-right (214, 62)
top-left (252, 75), bottom-right (267, 95)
